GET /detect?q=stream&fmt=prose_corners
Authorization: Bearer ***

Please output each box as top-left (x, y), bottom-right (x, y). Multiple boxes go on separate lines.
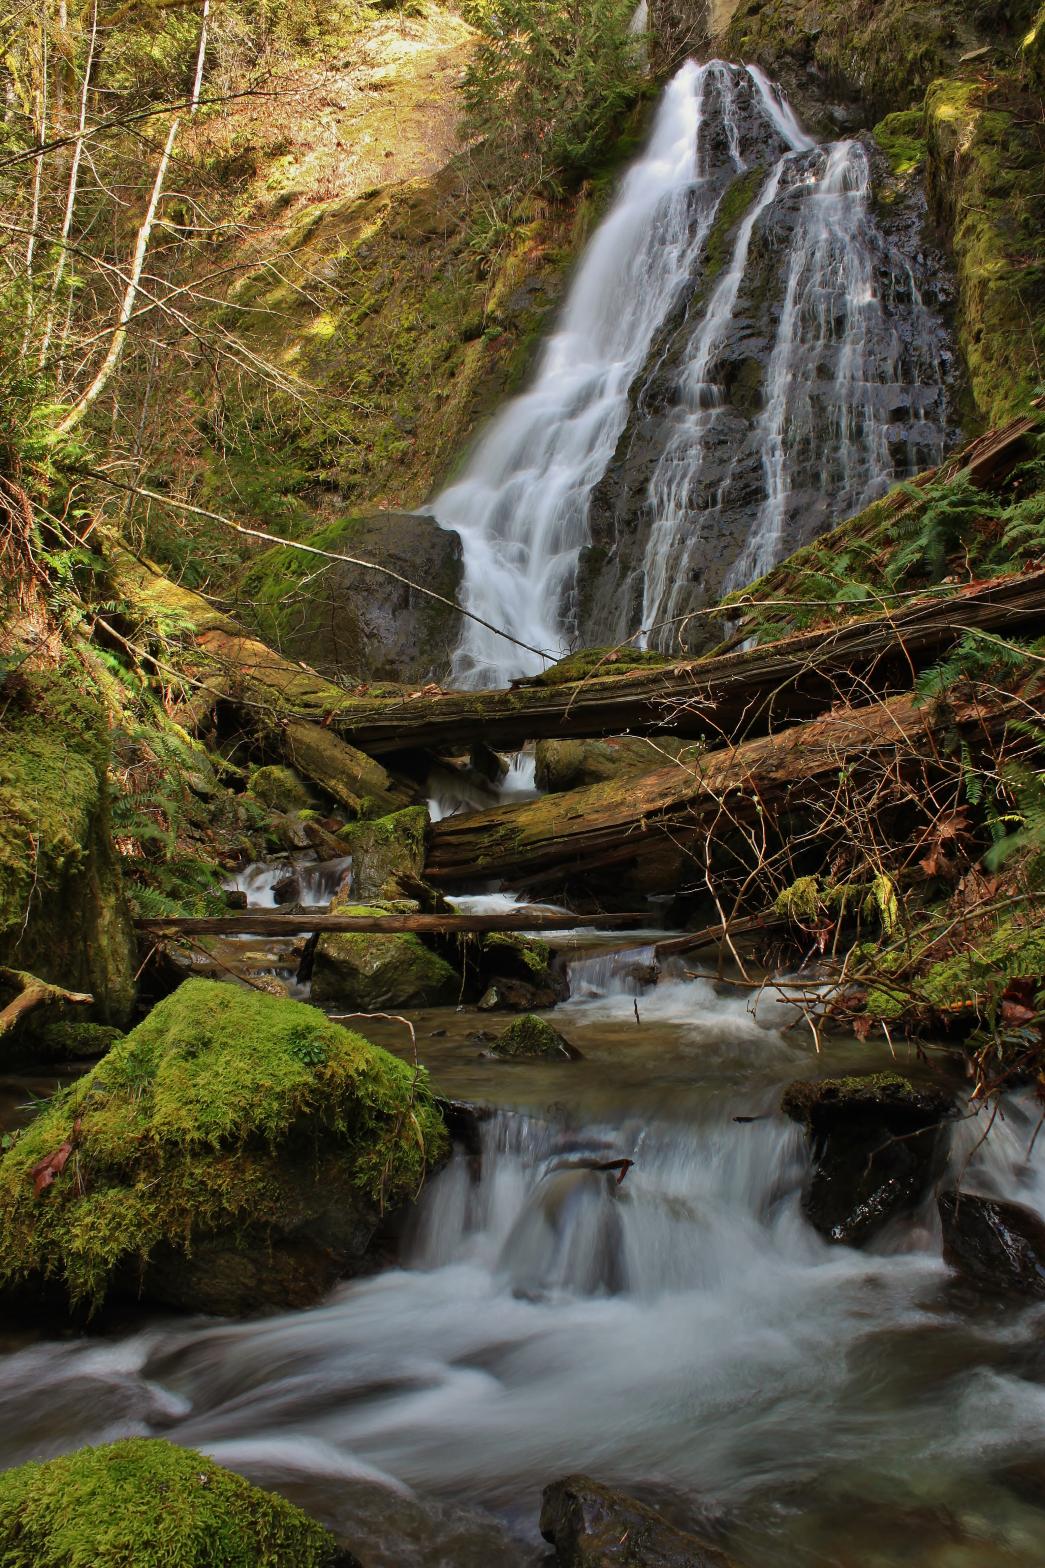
top-left (2, 944), bottom-right (1045, 1566)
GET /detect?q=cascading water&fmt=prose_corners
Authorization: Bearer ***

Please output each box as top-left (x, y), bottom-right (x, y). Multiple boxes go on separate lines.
top-left (433, 59), bottom-right (723, 687)
top-left (434, 60), bottom-right (952, 681)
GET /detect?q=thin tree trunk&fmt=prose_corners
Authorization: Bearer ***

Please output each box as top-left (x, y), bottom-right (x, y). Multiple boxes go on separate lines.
top-left (38, 0), bottom-right (97, 373)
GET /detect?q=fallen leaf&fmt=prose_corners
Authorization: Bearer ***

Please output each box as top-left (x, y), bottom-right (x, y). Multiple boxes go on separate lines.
top-left (30, 1117), bottom-right (81, 1197)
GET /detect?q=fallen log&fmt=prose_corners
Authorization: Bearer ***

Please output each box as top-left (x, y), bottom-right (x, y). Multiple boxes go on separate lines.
top-left (309, 568), bottom-right (1045, 755)
top-left (0, 969), bottom-right (93, 1040)
top-left (424, 690), bottom-right (1029, 890)
top-left (133, 911), bottom-right (647, 936)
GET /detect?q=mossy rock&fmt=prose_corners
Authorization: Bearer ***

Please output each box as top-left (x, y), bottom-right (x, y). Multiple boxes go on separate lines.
top-left (491, 1014), bottom-right (579, 1060)
top-left (310, 902), bottom-right (461, 1012)
top-left (0, 979), bottom-right (446, 1315)
top-left (0, 663), bottom-right (135, 1024)
top-left (782, 1072), bottom-right (953, 1245)
top-left (32, 1021), bottom-right (125, 1061)
top-left (873, 109), bottom-right (927, 175)
top-left (248, 765), bottom-right (315, 814)
top-left (475, 933), bottom-right (567, 1010)
top-left (342, 805), bottom-right (429, 901)
top-left (0, 1438), bottom-right (356, 1568)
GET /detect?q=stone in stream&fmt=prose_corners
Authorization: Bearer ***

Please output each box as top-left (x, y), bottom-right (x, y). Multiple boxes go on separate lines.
top-left (311, 895), bottom-right (461, 1012)
top-left (342, 805), bottom-right (431, 903)
top-left (540, 1475), bottom-right (737, 1567)
top-left (781, 1072), bottom-right (953, 1246)
top-left (938, 1191), bottom-right (1045, 1300)
top-left (490, 1014), bottom-right (581, 1060)
top-left (0, 979), bottom-right (447, 1317)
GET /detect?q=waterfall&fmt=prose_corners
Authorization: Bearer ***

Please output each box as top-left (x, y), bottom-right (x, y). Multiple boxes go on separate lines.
top-left (433, 59), bottom-right (723, 687)
top-left (434, 59), bottom-right (951, 684)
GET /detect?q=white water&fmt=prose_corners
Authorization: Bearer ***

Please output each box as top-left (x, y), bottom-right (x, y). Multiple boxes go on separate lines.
top-left (433, 60), bottom-right (723, 687)
top-left (434, 60), bottom-right (949, 680)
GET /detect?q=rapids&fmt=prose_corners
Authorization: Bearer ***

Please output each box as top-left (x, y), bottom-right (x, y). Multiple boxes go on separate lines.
top-left (2, 963), bottom-right (1045, 1566)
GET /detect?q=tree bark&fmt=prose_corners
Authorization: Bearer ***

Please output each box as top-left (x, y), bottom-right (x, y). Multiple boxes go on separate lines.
top-left (423, 690), bottom-right (1026, 890)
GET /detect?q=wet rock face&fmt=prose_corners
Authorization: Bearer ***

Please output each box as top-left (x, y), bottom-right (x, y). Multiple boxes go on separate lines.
top-left (575, 85), bottom-right (957, 654)
top-left (939, 1192), bottom-right (1045, 1300)
top-left (249, 510), bottom-right (462, 684)
top-left (782, 1072), bottom-right (953, 1246)
top-left (311, 900), bottom-right (462, 1012)
top-left (540, 1475), bottom-right (735, 1567)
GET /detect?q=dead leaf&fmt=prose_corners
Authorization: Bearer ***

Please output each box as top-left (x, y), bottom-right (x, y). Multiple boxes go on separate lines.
top-left (30, 1117), bottom-right (81, 1197)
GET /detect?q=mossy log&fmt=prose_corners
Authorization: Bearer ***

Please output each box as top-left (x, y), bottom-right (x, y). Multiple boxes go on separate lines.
top-left (424, 690), bottom-right (1027, 889)
top-left (134, 910), bottom-right (645, 935)
top-left (317, 567), bottom-right (1045, 755)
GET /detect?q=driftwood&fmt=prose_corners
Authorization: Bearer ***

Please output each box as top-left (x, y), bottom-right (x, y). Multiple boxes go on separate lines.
top-left (424, 690), bottom-right (1027, 889)
top-left (312, 568), bottom-right (1045, 755)
top-left (0, 969), bottom-right (93, 1039)
top-left (133, 911), bottom-right (646, 936)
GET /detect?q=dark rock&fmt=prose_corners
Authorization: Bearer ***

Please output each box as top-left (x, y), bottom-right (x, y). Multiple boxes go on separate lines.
top-left (938, 1191), bottom-right (1045, 1300)
top-left (475, 931), bottom-right (568, 1010)
top-left (343, 805), bottom-right (429, 902)
top-left (247, 511), bottom-right (463, 684)
top-left (782, 1072), bottom-right (953, 1246)
top-left (311, 894), bottom-right (461, 1012)
top-left (539, 1474), bottom-right (735, 1567)
top-left (491, 1014), bottom-right (581, 1060)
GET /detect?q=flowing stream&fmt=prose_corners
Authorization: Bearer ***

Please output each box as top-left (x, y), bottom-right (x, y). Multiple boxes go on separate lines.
top-left (3, 961), bottom-right (1045, 1565)
top-left (433, 60), bottom-right (949, 683)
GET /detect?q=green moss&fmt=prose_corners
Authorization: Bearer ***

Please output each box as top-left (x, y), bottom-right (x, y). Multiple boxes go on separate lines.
top-left (925, 72), bottom-right (1045, 427)
top-left (863, 913), bottom-right (1045, 1022)
top-left (702, 168), bottom-right (766, 282)
top-left (33, 1022), bottom-right (125, 1061)
top-left (311, 903), bottom-right (461, 1010)
top-left (774, 876), bottom-right (821, 922)
top-left (491, 1013), bottom-right (576, 1059)
top-left (247, 765), bottom-right (315, 814)
top-left (529, 647), bottom-right (674, 685)
top-left (0, 1438), bottom-right (345, 1568)
top-left (341, 806), bottom-right (429, 900)
top-left (873, 109), bottom-right (927, 174)
top-left (481, 931), bottom-right (552, 977)
top-left (0, 979), bottom-right (446, 1308)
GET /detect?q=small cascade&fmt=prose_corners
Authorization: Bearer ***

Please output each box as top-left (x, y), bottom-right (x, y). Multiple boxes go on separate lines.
top-left (434, 59), bottom-right (953, 681)
top-left (222, 855), bottom-right (351, 909)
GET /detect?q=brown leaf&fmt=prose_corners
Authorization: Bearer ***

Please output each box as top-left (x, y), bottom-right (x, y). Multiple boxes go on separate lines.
top-left (1001, 999), bottom-right (1038, 1027)
top-left (852, 1015), bottom-right (873, 1041)
top-left (29, 1117), bottom-right (81, 1198)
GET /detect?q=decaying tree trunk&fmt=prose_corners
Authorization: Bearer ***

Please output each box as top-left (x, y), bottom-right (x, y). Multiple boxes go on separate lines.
top-left (308, 568), bottom-right (1045, 756)
top-left (134, 911), bottom-right (644, 936)
top-left (424, 690), bottom-right (1028, 890)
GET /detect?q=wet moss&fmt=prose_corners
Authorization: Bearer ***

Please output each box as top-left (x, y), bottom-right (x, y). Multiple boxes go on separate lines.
top-left (0, 1438), bottom-right (347, 1568)
top-left (491, 1013), bottom-right (577, 1059)
top-left (873, 109), bottom-right (928, 175)
top-left (0, 979), bottom-right (446, 1309)
top-left (529, 647), bottom-right (674, 685)
top-left (702, 167), bottom-right (766, 283)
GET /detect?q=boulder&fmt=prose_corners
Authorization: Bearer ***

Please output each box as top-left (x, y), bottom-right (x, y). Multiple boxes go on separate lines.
top-left (491, 1014), bottom-right (580, 1060)
top-left (476, 931), bottom-right (568, 1010)
top-left (344, 806), bottom-right (429, 902)
top-left (247, 764), bottom-right (315, 814)
top-left (311, 901), bottom-right (461, 1012)
top-left (938, 1191), bottom-right (1045, 1300)
top-left (0, 1438), bottom-right (357, 1568)
top-left (781, 1072), bottom-right (953, 1246)
top-left (246, 511), bottom-right (463, 684)
top-left (0, 979), bottom-right (447, 1316)
top-left (539, 1474), bottom-right (735, 1567)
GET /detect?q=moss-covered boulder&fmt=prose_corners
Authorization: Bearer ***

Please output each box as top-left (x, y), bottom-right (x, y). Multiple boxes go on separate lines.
top-left (475, 932), bottom-right (568, 1010)
top-left (491, 1014), bottom-right (580, 1060)
top-left (311, 903), bottom-right (461, 1012)
top-left (343, 806), bottom-right (429, 902)
top-left (782, 1072), bottom-right (953, 1246)
top-left (0, 979), bottom-right (446, 1315)
top-left (31, 1021), bottom-right (125, 1061)
top-left (0, 664), bottom-right (135, 1025)
top-left (248, 765), bottom-right (315, 814)
top-left (246, 511), bottom-right (463, 685)
top-left (0, 1438), bottom-right (356, 1568)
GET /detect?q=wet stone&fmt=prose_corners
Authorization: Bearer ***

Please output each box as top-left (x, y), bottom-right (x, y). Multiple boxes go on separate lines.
top-left (781, 1072), bottom-right (954, 1246)
top-left (939, 1192), bottom-right (1045, 1300)
top-left (540, 1475), bottom-right (737, 1567)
